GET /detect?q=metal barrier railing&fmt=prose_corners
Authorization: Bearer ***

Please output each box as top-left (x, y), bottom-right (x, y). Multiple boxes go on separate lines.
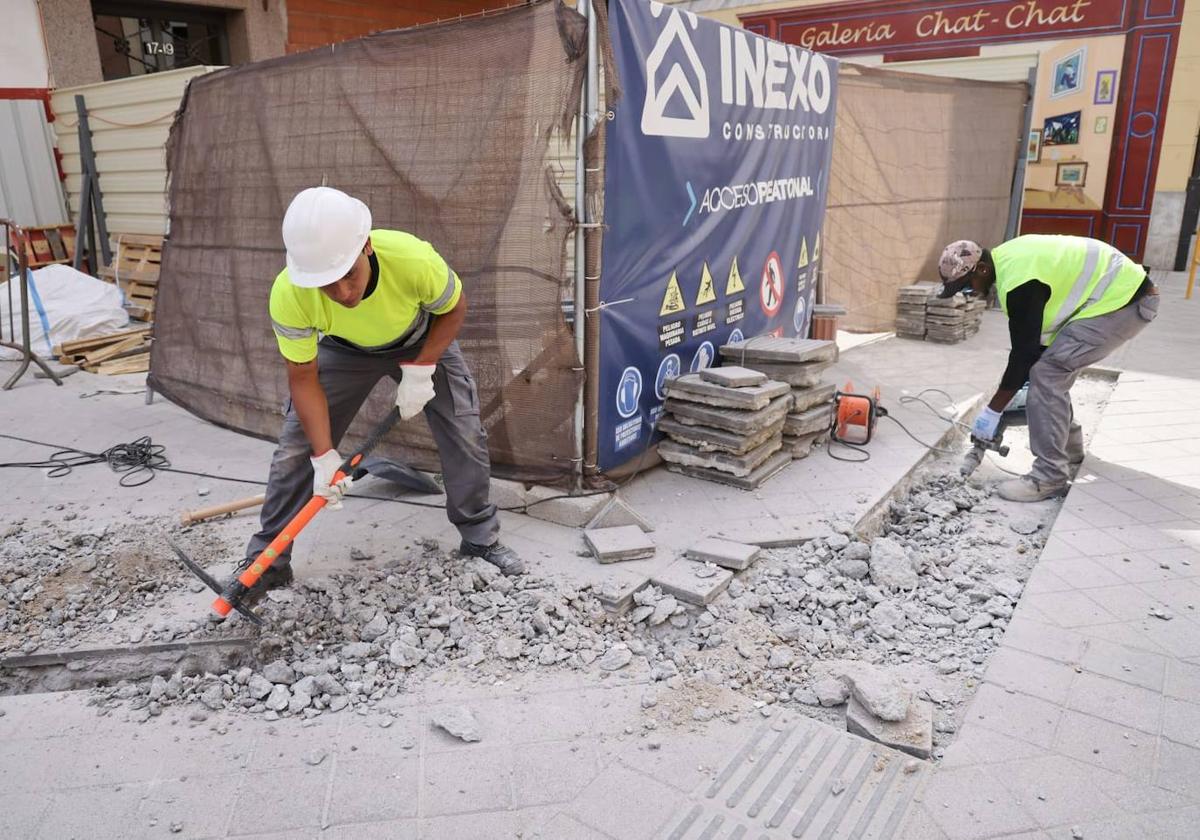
top-left (2, 219), bottom-right (64, 390)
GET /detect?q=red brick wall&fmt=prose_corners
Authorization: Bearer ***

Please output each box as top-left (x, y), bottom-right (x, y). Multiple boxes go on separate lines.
top-left (285, 0), bottom-right (511, 53)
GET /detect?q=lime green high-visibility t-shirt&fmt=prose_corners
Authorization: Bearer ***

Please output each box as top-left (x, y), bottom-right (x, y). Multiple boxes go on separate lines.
top-left (269, 229), bottom-right (461, 363)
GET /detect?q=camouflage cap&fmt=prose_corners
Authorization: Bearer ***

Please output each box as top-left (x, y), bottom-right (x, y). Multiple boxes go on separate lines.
top-left (938, 240), bottom-right (983, 282)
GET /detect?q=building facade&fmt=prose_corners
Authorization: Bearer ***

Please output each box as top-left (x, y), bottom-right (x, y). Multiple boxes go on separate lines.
top-left (675, 0), bottom-right (1199, 268)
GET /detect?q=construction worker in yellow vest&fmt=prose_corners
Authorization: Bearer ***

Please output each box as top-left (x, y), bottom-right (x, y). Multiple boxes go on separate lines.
top-left (937, 234), bottom-right (1159, 502)
top-left (238, 187), bottom-right (525, 603)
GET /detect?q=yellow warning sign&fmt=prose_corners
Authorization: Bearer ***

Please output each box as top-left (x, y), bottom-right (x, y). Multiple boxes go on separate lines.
top-left (695, 262), bottom-right (717, 306)
top-left (660, 271), bottom-right (686, 317)
top-left (725, 257), bottom-right (745, 296)
top-left (813, 232), bottom-right (822, 262)
top-left (797, 238), bottom-right (809, 269)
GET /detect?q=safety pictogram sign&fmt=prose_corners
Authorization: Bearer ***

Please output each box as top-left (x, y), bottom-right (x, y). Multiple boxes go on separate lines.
top-left (696, 263), bottom-right (717, 306)
top-left (760, 251), bottom-right (784, 317)
top-left (813, 232), bottom-right (821, 262)
top-left (660, 271), bottom-right (685, 316)
top-left (725, 257), bottom-right (745, 296)
top-left (797, 238), bottom-right (809, 269)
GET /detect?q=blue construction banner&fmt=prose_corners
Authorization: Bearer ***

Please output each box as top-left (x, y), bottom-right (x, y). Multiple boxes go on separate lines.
top-left (597, 0), bottom-right (839, 472)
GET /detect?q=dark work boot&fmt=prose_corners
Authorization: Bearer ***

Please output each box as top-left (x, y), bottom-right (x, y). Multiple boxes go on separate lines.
top-left (233, 559), bottom-right (294, 610)
top-left (459, 541), bottom-right (526, 576)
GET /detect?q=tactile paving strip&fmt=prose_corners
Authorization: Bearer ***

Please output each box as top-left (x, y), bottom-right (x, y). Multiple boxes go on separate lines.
top-left (660, 716), bottom-right (927, 840)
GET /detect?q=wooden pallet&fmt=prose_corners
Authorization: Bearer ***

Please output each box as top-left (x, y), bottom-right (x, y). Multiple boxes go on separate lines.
top-left (100, 234), bottom-right (163, 322)
top-left (10, 225), bottom-right (77, 269)
top-left (53, 326), bottom-right (151, 365)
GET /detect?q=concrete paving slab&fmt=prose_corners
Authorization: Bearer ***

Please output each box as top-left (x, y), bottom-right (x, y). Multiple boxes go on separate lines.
top-left (791, 382), bottom-right (838, 412)
top-left (664, 373), bottom-right (791, 410)
top-left (741, 359), bottom-right (832, 387)
top-left (720, 336), bottom-right (838, 364)
top-left (650, 559), bottom-right (734, 606)
top-left (667, 448), bottom-right (793, 491)
top-left (584, 525), bottom-right (656, 563)
top-left (784, 404), bottom-right (835, 437)
top-left (685, 537), bottom-right (761, 571)
top-left (665, 393), bottom-right (792, 434)
top-left (699, 365), bottom-right (767, 388)
top-left (659, 436), bottom-right (783, 477)
top-left (659, 414), bottom-right (786, 455)
top-left (846, 696), bottom-right (934, 759)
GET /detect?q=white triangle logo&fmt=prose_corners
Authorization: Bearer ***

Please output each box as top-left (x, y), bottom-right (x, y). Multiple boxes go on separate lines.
top-left (641, 3), bottom-right (709, 139)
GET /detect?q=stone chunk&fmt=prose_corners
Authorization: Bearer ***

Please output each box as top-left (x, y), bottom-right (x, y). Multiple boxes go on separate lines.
top-left (665, 394), bottom-right (792, 435)
top-left (791, 383), bottom-right (838, 413)
top-left (659, 416), bottom-right (785, 455)
top-left (651, 559), bottom-right (734, 606)
top-left (431, 706), bottom-right (482, 742)
top-left (686, 537), bottom-right (761, 571)
top-left (667, 449), bottom-right (793, 491)
top-left (593, 574), bottom-right (651, 614)
top-left (664, 374), bottom-right (791, 410)
top-left (869, 537), bottom-right (918, 591)
top-left (699, 365), bottom-right (768, 388)
top-left (584, 526), bottom-right (656, 563)
top-left (598, 643), bottom-right (633, 671)
top-left (262, 660), bottom-right (297, 685)
top-left (838, 662), bottom-right (912, 721)
top-left (720, 336), bottom-right (838, 364)
top-left (813, 677), bottom-right (850, 707)
top-left (784, 404), bottom-right (834, 437)
top-left (659, 436), bottom-right (782, 478)
top-left (846, 696), bottom-right (933, 760)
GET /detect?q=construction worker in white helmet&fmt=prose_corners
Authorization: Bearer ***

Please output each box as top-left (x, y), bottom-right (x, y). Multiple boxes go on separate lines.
top-left (238, 186), bottom-right (524, 602)
top-left (937, 234), bottom-right (1159, 502)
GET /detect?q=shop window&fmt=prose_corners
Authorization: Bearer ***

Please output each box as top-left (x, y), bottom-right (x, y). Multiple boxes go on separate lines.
top-left (92, 1), bottom-right (229, 80)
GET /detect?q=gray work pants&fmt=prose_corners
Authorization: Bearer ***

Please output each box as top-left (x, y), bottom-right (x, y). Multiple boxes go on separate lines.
top-left (1027, 293), bottom-right (1159, 485)
top-left (244, 339), bottom-right (499, 566)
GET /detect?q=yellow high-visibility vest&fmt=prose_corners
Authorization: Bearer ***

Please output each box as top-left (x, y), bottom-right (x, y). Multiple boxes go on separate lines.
top-left (993, 234), bottom-right (1145, 345)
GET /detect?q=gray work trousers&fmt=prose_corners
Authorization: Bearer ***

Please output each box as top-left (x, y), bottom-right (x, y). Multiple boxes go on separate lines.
top-left (1027, 292), bottom-right (1159, 485)
top-left (244, 339), bottom-right (499, 566)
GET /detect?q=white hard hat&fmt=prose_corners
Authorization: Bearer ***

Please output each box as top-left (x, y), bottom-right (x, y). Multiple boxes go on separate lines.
top-left (281, 187), bottom-right (372, 288)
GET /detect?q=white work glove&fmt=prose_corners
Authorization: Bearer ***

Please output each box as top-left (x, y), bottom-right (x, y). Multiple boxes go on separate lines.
top-left (395, 363), bottom-right (437, 420)
top-left (311, 449), bottom-right (353, 510)
top-left (972, 408), bottom-right (1002, 441)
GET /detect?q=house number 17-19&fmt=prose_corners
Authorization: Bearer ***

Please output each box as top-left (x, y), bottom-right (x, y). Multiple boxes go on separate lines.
top-left (144, 42), bottom-right (175, 55)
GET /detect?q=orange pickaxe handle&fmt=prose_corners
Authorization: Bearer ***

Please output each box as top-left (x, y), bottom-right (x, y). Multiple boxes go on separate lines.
top-left (212, 407), bottom-right (400, 618)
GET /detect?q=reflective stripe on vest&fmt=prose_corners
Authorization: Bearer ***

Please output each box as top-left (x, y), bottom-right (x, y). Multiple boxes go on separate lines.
top-left (1039, 243), bottom-right (1124, 344)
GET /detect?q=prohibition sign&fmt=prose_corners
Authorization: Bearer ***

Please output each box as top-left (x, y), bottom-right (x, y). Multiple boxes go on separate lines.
top-left (760, 251), bottom-right (784, 317)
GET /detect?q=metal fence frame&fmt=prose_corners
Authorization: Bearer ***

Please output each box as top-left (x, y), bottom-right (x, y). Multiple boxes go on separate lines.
top-left (1, 220), bottom-right (64, 389)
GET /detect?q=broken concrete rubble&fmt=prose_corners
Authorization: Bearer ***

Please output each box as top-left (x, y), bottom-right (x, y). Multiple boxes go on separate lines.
top-left (431, 705), bottom-right (481, 742)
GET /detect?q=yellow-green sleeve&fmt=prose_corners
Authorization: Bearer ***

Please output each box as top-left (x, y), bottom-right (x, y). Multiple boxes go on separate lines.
top-left (418, 244), bottom-right (462, 316)
top-left (269, 280), bottom-right (318, 363)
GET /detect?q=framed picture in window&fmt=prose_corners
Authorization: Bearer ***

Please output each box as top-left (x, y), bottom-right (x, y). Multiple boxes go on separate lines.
top-left (1094, 70), bottom-right (1117, 105)
top-left (1026, 129), bottom-right (1043, 162)
top-left (1051, 48), bottom-right (1086, 99)
top-left (1055, 161), bottom-right (1088, 188)
top-left (1043, 111), bottom-right (1081, 146)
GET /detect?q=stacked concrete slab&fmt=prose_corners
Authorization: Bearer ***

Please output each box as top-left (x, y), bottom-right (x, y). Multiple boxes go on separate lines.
top-left (659, 367), bottom-right (793, 489)
top-left (925, 293), bottom-right (985, 343)
top-left (895, 284), bottom-right (935, 339)
top-left (718, 337), bottom-right (838, 460)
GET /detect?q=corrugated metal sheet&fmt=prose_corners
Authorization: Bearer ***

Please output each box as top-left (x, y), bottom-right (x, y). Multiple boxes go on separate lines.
top-left (50, 66), bottom-right (223, 239)
top-left (0, 99), bottom-right (67, 227)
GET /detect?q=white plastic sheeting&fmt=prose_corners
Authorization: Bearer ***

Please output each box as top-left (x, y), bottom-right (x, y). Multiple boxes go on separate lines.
top-left (0, 264), bottom-right (128, 360)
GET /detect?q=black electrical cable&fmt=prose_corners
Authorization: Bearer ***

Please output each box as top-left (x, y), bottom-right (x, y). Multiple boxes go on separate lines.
top-left (0, 430), bottom-right (646, 513)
